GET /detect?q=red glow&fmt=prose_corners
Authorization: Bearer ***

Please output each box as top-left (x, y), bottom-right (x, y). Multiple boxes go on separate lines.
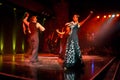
top-left (116, 14), bottom-right (119, 17)
top-left (108, 15), bottom-right (111, 18)
top-left (97, 16), bottom-right (100, 19)
top-left (104, 15), bottom-right (107, 18)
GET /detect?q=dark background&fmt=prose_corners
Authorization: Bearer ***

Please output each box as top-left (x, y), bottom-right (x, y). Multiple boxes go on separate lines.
top-left (0, 0), bottom-right (120, 56)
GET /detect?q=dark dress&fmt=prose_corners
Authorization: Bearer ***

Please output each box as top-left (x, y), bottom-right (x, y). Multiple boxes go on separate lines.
top-left (64, 22), bottom-right (83, 68)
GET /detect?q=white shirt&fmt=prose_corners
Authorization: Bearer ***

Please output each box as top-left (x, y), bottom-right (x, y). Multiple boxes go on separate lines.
top-left (23, 17), bottom-right (45, 33)
top-left (36, 22), bottom-right (45, 31)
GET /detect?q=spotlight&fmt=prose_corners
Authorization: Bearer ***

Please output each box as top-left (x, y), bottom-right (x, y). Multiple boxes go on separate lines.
top-left (112, 14), bottom-right (115, 17)
top-left (104, 15), bottom-right (107, 18)
top-left (97, 16), bottom-right (100, 19)
top-left (13, 8), bottom-right (16, 11)
top-left (108, 15), bottom-right (111, 18)
top-left (0, 3), bottom-right (2, 6)
top-left (116, 14), bottom-right (119, 17)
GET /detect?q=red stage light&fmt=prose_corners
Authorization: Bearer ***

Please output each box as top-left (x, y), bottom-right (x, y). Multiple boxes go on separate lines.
top-left (116, 14), bottom-right (119, 17)
top-left (97, 16), bottom-right (100, 19)
top-left (104, 15), bottom-right (107, 18)
top-left (108, 15), bottom-right (111, 18)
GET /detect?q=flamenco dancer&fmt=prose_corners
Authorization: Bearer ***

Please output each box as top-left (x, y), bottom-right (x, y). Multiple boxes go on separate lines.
top-left (64, 11), bottom-right (93, 70)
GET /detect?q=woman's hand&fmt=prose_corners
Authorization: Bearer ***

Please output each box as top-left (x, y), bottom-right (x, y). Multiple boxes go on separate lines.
top-left (90, 11), bottom-right (93, 14)
top-left (25, 12), bottom-right (29, 17)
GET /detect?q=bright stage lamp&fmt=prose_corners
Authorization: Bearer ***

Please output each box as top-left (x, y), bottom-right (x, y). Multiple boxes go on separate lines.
top-left (116, 14), bottom-right (120, 17)
top-left (108, 15), bottom-right (111, 18)
top-left (104, 15), bottom-right (106, 18)
top-left (112, 14), bottom-right (115, 17)
top-left (97, 16), bottom-right (100, 19)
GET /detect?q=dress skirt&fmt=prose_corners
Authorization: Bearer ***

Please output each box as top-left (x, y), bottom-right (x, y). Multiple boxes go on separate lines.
top-left (64, 39), bottom-right (82, 68)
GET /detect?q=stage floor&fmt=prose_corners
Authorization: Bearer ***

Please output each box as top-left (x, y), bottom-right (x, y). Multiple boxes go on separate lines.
top-left (0, 53), bottom-right (113, 80)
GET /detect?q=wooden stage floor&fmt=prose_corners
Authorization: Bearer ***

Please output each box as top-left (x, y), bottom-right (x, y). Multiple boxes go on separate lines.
top-left (0, 53), bottom-right (113, 80)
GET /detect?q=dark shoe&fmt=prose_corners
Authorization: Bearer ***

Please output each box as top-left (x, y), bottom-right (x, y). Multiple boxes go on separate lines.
top-left (30, 59), bottom-right (39, 63)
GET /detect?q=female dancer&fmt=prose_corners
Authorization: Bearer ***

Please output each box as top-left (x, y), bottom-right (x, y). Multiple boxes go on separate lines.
top-left (64, 11), bottom-right (93, 69)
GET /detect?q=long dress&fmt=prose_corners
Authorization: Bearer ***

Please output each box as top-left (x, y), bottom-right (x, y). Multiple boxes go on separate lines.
top-left (64, 21), bottom-right (83, 68)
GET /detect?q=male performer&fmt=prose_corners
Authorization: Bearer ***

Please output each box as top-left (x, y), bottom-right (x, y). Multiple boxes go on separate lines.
top-left (23, 12), bottom-right (45, 63)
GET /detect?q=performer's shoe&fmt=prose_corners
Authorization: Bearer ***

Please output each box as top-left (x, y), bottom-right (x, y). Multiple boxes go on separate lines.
top-left (29, 59), bottom-right (39, 64)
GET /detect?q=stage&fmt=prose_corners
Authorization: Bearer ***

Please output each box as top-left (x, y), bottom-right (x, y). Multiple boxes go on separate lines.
top-left (0, 53), bottom-right (118, 80)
